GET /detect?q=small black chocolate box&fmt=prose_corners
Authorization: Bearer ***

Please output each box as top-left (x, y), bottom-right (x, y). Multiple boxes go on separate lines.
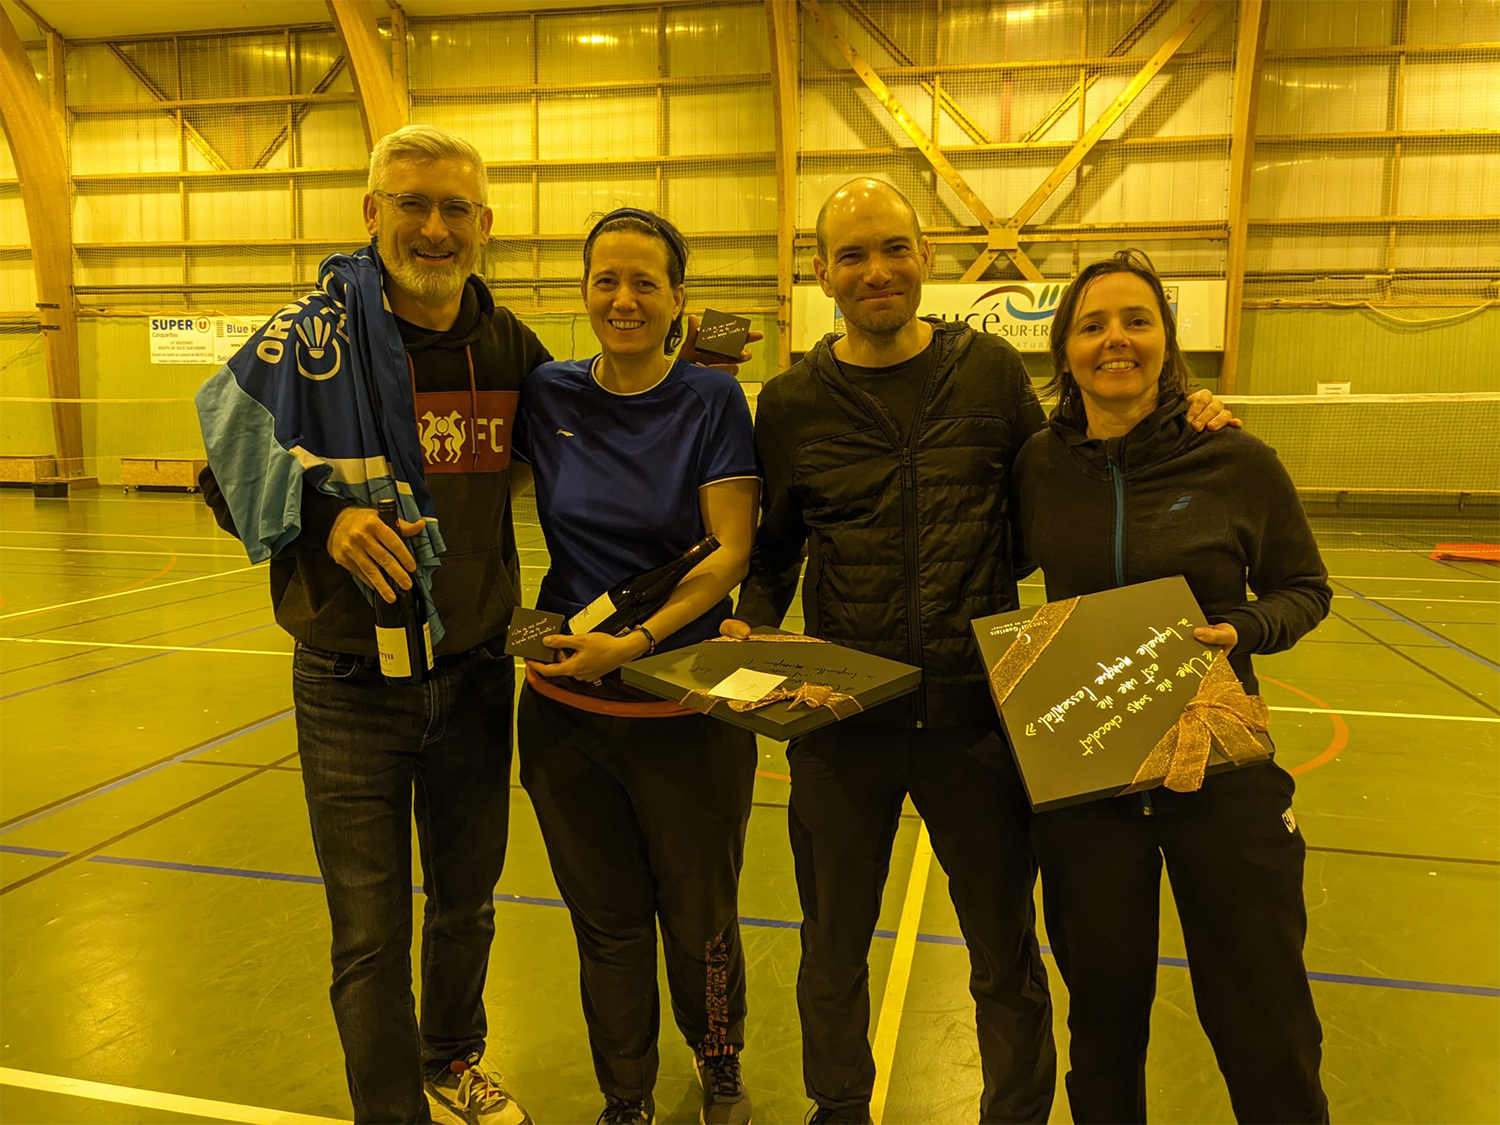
top-left (692, 309), bottom-right (752, 363)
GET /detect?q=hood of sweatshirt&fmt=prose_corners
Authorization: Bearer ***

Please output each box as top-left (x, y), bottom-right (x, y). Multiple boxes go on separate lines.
top-left (396, 274), bottom-right (494, 353)
top-left (1048, 393), bottom-right (1203, 476)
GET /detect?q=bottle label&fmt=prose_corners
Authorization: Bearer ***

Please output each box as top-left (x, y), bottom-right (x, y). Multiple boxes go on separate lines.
top-left (568, 590), bottom-right (618, 635)
top-left (376, 624), bottom-right (412, 678)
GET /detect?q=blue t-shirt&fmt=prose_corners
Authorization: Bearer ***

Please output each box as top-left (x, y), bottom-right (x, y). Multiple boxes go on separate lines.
top-left (513, 356), bottom-right (757, 651)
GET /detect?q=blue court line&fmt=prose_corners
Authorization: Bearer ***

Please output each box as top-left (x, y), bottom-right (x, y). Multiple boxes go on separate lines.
top-left (1333, 583), bottom-right (1500, 673)
top-left (89, 853), bottom-right (326, 886)
top-left (3, 843), bottom-right (1495, 1000)
top-left (0, 710), bottom-right (293, 837)
top-left (0, 622), bottom-right (278, 701)
top-left (908, 937), bottom-right (1500, 997)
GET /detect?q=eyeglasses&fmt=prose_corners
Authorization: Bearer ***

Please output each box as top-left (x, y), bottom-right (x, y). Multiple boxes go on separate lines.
top-left (372, 190), bottom-right (485, 229)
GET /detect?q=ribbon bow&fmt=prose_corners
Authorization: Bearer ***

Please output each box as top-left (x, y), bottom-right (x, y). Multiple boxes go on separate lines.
top-left (681, 680), bottom-right (863, 720)
top-left (1123, 652), bottom-right (1270, 794)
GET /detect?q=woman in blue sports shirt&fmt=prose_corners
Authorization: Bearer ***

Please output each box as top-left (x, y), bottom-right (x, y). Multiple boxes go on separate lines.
top-left (510, 208), bottom-right (759, 1125)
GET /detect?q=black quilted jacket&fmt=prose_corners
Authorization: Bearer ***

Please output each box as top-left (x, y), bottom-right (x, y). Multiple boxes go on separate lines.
top-left (737, 319), bottom-right (1045, 728)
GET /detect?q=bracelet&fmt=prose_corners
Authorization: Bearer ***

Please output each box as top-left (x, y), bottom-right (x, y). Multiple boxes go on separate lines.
top-left (636, 624), bottom-right (658, 656)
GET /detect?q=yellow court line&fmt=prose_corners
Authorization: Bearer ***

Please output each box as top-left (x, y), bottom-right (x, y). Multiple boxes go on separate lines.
top-left (0, 564), bottom-right (263, 621)
top-left (1271, 705), bottom-right (1499, 724)
top-left (1, 529), bottom-right (237, 542)
top-left (1, 637), bottom-right (288, 656)
top-left (1329, 574), bottom-right (1498, 584)
top-left (0, 1066), bottom-right (347, 1125)
top-left (2, 545), bottom-right (251, 559)
top-left (1020, 575), bottom-right (1497, 587)
top-left (10, 494), bottom-right (213, 506)
top-left (1334, 594), bottom-right (1498, 604)
top-left (1322, 546), bottom-right (1496, 554)
top-left (869, 821), bottom-right (934, 1125)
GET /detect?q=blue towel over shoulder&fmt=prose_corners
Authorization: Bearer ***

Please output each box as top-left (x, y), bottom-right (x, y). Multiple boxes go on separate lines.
top-left (195, 239), bottom-right (448, 644)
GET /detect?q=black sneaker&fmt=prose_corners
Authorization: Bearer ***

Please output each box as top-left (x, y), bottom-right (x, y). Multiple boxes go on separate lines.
top-left (694, 1051), bottom-right (752, 1124)
top-left (598, 1094), bottom-right (654, 1124)
top-left (805, 1105), bottom-right (872, 1125)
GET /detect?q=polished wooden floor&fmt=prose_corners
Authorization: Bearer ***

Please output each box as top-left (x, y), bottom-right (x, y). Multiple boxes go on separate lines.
top-left (1, 490), bottom-right (1497, 1124)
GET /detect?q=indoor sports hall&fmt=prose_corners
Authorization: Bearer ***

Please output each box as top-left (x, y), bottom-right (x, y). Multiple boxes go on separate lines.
top-left (1, 2), bottom-right (1496, 1124)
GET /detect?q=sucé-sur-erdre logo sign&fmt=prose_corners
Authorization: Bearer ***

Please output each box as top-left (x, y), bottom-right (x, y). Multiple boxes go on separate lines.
top-left (792, 281), bottom-right (1219, 354)
top-left (932, 283), bottom-right (1066, 344)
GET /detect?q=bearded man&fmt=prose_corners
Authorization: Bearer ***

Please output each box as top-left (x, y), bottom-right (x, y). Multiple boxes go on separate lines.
top-left (198, 125), bottom-right (542, 1125)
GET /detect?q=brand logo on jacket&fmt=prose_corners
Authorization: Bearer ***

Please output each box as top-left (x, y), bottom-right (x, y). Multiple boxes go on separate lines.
top-left (1169, 494), bottom-right (1193, 511)
top-left (1282, 808), bottom-right (1297, 833)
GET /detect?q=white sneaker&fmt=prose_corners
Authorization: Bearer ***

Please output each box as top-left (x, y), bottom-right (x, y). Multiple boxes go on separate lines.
top-left (425, 1055), bottom-right (531, 1125)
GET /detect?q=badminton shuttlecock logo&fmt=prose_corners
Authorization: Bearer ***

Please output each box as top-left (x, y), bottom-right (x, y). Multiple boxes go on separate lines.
top-left (295, 316), bottom-right (343, 381)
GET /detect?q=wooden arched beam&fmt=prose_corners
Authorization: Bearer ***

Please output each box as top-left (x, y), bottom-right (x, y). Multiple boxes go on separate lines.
top-left (0, 4), bottom-right (85, 478)
top-left (766, 0), bottom-right (798, 371)
top-left (1221, 0), bottom-right (1271, 394)
top-left (327, 0), bottom-right (408, 149)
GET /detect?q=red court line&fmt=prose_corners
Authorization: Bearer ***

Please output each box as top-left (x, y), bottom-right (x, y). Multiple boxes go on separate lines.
top-left (756, 769), bottom-right (791, 782)
top-left (1262, 675), bottom-right (1349, 776)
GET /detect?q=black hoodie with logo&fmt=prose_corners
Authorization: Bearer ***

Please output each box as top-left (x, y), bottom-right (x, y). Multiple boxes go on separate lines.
top-left (1011, 396), bottom-right (1331, 694)
top-left (201, 276), bottom-right (551, 657)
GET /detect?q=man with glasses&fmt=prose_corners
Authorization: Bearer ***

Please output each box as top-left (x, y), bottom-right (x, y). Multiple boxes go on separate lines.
top-left (201, 125), bottom-right (539, 1125)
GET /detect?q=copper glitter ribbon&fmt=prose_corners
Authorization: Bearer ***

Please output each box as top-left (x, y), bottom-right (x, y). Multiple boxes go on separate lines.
top-left (986, 598), bottom-right (1080, 708)
top-left (1121, 651), bottom-right (1271, 795)
top-left (682, 679), bottom-right (864, 719)
top-left (682, 635), bottom-right (862, 718)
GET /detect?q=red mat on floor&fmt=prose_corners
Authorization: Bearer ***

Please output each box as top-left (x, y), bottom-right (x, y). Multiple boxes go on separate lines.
top-left (1430, 542), bottom-right (1500, 563)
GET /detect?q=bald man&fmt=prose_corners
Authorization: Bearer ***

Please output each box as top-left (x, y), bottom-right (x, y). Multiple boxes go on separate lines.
top-left (727, 179), bottom-right (1055, 1124)
top-left (730, 180), bottom-right (1231, 1123)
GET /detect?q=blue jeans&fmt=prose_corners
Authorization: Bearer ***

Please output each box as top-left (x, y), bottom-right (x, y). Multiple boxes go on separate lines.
top-left (293, 641), bottom-right (515, 1124)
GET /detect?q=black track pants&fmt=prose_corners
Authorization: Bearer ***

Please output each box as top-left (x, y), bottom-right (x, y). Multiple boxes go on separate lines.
top-left (1031, 761), bottom-right (1329, 1125)
top-left (517, 685), bottom-right (757, 1100)
top-left (788, 721), bottom-right (1056, 1123)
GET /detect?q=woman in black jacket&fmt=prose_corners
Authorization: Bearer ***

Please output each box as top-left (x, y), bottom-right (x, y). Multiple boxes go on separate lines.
top-left (1011, 250), bottom-right (1332, 1124)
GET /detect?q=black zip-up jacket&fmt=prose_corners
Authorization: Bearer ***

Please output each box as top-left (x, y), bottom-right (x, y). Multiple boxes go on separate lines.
top-left (201, 276), bottom-right (551, 657)
top-left (1012, 396), bottom-right (1332, 694)
top-left (736, 319), bottom-right (1045, 728)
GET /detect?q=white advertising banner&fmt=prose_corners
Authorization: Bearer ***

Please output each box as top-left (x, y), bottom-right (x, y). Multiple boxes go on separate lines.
top-left (149, 315), bottom-right (263, 365)
top-left (792, 280), bottom-right (1227, 354)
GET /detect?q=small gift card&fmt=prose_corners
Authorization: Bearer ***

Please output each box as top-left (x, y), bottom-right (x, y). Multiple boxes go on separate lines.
top-left (707, 667), bottom-right (787, 703)
top-left (505, 607), bottom-right (565, 662)
top-left (694, 309), bottom-right (751, 363)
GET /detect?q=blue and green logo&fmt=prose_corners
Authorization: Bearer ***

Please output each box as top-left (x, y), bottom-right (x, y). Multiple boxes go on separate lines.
top-left (972, 283), bottom-right (1065, 321)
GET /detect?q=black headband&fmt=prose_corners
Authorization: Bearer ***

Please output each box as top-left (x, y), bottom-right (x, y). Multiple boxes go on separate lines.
top-left (585, 207), bottom-right (686, 274)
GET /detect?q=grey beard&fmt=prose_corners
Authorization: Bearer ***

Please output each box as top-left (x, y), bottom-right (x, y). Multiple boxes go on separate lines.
top-left (385, 252), bottom-right (469, 303)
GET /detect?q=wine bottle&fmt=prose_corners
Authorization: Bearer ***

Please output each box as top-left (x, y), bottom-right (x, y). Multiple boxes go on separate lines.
top-left (567, 535), bottom-right (720, 637)
top-left (373, 498), bottom-right (434, 683)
